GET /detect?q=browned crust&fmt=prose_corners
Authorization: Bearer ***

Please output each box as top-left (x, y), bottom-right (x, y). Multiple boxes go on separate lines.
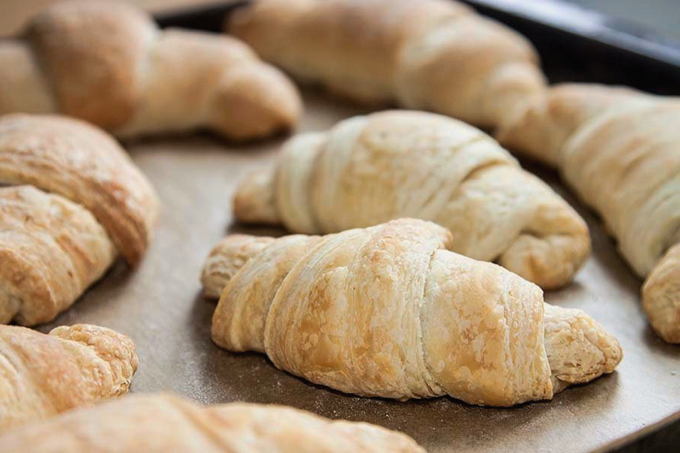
top-left (227, 0), bottom-right (468, 106)
top-left (201, 234), bottom-right (276, 299)
top-left (204, 219), bottom-right (620, 405)
top-left (0, 185), bottom-right (116, 325)
top-left (0, 324), bottom-right (138, 433)
top-left (0, 1), bottom-right (302, 140)
top-left (227, 0), bottom-right (542, 127)
top-left (0, 393), bottom-right (424, 452)
top-left (27, 1), bottom-right (151, 130)
top-left (0, 114), bottom-right (159, 265)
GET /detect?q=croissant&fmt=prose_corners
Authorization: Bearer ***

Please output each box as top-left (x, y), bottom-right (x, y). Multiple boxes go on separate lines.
top-left (202, 219), bottom-right (622, 407)
top-left (0, 0), bottom-right (301, 141)
top-left (0, 324), bottom-right (138, 433)
top-left (0, 393), bottom-right (423, 452)
top-left (498, 84), bottom-right (680, 343)
top-left (227, 0), bottom-right (545, 129)
top-left (0, 113), bottom-right (158, 325)
top-left (233, 110), bottom-right (590, 289)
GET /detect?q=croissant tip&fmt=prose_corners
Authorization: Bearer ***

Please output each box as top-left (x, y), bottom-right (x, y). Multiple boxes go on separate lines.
top-left (232, 184), bottom-right (258, 222)
top-left (232, 169), bottom-right (279, 225)
top-left (544, 305), bottom-right (623, 389)
top-left (49, 324), bottom-right (138, 371)
top-left (201, 233), bottom-right (276, 298)
top-left (209, 61), bottom-right (302, 142)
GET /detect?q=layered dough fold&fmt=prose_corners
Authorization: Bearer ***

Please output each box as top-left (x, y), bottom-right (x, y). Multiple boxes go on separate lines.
top-left (0, 324), bottom-right (138, 432)
top-left (0, 113), bottom-right (158, 325)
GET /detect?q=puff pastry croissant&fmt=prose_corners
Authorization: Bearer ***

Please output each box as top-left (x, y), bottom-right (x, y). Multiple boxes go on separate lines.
top-left (0, 113), bottom-right (158, 325)
top-left (0, 324), bottom-right (138, 433)
top-left (0, 0), bottom-right (301, 141)
top-left (202, 219), bottom-right (621, 407)
top-left (228, 0), bottom-right (545, 129)
top-left (233, 110), bottom-right (590, 289)
top-left (498, 84), bottom-right (680, 343)
top-left (0, 393), bottom-right (423, 452)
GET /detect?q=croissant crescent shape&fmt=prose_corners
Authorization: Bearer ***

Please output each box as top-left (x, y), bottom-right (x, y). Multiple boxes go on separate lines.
top-left (498, 84), bottom-right (680, 343)
top-left (0, 324), bottom-right (138, 433)
top-left (233, 110), bottom-right (590, 289)
top-left (0, 0), bottom-right (301, 141)
top-left (203, 219), bottom-right (621, 406)
top-left (0, 393), bottom-right (424, 452)
top-left (0, 113), bottom-right (158, 325)
top-left (227, 0), bottom-right (545, 129)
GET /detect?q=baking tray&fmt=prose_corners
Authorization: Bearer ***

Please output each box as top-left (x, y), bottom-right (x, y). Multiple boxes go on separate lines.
top-left (36, 91), bottom-right (680, 453)
top-left (156, 0), bottom-right (680, 95)
top-left (30, 1), bottom-right (680, 452)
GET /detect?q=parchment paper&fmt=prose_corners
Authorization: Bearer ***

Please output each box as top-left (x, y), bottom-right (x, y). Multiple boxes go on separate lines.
top-left (30, 90), bottom-right (678, 452)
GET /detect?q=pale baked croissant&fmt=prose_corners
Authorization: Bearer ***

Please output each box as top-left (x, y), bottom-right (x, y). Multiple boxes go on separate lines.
top-left (202, 219), bottom-right (622, 407)
top-left (227, 0), bottom-right (545, 129)
top-left (0, 393), bottom-right (423, 452)
top-left (0, 113), bottom-right (158, 325)
top-left (233, 110), bottom-right (590, 289)
top-left (0, 0), bottom-right (301, 141)
top-left (498, 84), bottom-right (680, 343)
top-left (0, 324), bottom-right (138, 433)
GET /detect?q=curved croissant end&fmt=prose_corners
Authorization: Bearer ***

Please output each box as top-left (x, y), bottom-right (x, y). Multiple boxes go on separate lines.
top-left (0, 1), bottom-right (301, 141)
top-left (0, 393), bottom-right (424, 452)
top-left (203, 218), bottom-right (620, 406)
top-left (233, 111), bottom-right (590, 289)
top-left (543, 304), bottom-right (622, 391)
top-left (228, 0), bottom-right (545, 129)
top-left (112, 27), bottom-right (302, 141)
top-left (49, 324), bottom-right (139, 396)
top-left (0, 324), bottom-right (138, 432)
top-left (201, 234), bottom-right (275, 299)
top-left (233, 168), bottom-right (280, 225)
top-left (643, 244), bottom-right (680, 343)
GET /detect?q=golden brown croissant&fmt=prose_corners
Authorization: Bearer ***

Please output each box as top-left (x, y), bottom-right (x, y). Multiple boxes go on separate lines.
top-left (228, 0), bottom-right (545, 129)
top-left (0, 0), bottom-right (301, 141)
top-left (202, 219), bottom-right (621, 407)
top-left (0, 113), bottom-right (158, 325)
top-left (0, 393), bottom-right (424, 452)
top-left (233, 110), bottom-right (590, 289)
top-left (0, 324), bottom-right (138, 433)
top-left (498, 84), bottom-right (680, 343)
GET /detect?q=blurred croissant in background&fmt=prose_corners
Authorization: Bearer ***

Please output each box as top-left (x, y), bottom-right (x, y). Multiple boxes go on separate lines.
top-left (0, 0), bottom-right (302, 140)
top-left (227, 0), bottom-right (546, 129)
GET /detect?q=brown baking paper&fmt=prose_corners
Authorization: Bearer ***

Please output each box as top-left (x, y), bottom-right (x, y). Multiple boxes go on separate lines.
top-left (38, 91), bottom-right (680, 453)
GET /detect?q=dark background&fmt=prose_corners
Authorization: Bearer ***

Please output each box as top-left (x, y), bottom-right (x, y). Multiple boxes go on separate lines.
top-left (565, 0), bottom-right (680, 42)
